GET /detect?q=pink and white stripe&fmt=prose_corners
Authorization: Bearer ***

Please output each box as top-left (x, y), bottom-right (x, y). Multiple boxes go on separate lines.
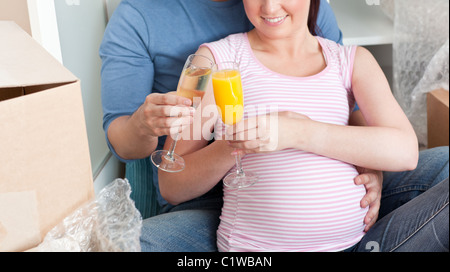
top-left (202, 33), bottom-right (367, 252)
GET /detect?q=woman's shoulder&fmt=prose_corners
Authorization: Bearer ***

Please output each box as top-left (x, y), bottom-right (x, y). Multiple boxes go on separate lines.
top-left (207, 32), bottom-right (246, 46)
top-left (201, 33), bottom-right (247, 62)
top-left (317, 36), bottom-right (358, 67)
top-left (317, 36), bottom-right (356, 53)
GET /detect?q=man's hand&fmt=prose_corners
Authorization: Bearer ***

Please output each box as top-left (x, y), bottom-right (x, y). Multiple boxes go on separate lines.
top-left (355, 167), bottom-right (383, 232)
top-left (136, 92), bottom-right (194, 137)
top-left (107, 92), bottom-right (195, 160)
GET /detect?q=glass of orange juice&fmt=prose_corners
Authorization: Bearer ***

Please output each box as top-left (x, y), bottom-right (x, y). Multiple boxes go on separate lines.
top-left (212, 61), bottom-right (258, 188)
top-left (151, 54), bottom-right (214, 172)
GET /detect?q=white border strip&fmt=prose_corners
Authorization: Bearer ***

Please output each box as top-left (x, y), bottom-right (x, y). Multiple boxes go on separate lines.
top-left (27, 0), bottom-right (63, 63)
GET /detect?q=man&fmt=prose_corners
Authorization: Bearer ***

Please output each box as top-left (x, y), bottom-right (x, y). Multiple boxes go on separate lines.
top-left (100, 0), bottom-right (448, 251)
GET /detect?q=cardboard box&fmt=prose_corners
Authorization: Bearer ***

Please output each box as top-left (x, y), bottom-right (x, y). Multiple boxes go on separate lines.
top-left (427, 89), bottom-right (449, 148)
top-left (0, 21), bottom-right (94, 252)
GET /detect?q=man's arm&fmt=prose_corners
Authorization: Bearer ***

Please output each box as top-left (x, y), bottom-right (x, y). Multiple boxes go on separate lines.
top-left (317, 0), bottom-right (344, 44)
top-left (100, 2), bottom-right (192, 161)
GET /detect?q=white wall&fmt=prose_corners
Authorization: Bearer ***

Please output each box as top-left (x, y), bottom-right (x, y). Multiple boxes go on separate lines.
top-left (53, 0), bottom-right (108, 175)
top-left (53, 0), bottom-right (124, 190)
top-left (330, 0), bottom-right (394, 89)
top-left (26, 0), bottom-right (124, 192)
top-left (27, 0), bottom-right (63, 63)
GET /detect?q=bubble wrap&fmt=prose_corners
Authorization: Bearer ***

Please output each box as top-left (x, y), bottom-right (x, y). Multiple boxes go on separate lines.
top-left (35, 179), bottom-right (142, 252)
top-left (386, 0), bottom-right (449, 147)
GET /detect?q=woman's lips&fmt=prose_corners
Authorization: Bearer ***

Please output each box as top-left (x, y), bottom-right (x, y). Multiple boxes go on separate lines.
top-left (262, 15), bottom-right (288, 26)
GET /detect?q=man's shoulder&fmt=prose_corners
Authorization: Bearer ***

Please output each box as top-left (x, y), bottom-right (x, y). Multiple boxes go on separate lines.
top-left (119, 0), bottom-right (214, 21)
top-left (122, 0), bottom-right (194, 11)
top-left (122, 0), bottom-right (167, 8)
top-left (317, 0), bottom-right (343, 44)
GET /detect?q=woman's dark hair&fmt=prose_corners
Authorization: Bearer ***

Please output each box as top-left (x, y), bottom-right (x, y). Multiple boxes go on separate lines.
top-left (308, 0), bottom-right (321, 36)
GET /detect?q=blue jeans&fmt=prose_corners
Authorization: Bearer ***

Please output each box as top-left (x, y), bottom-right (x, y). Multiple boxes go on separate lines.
top-left (140, 184), bottom-right (223, 252)
top-left (140, 147), bottom-right (449, 252)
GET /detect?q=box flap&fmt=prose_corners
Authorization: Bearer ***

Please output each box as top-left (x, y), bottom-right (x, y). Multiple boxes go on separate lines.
top-left (0, 21), bottom-right (77, 88)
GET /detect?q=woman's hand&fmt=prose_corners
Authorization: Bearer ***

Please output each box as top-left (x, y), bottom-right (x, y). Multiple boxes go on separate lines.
top-left (226, 111), bottom-right (310, 155)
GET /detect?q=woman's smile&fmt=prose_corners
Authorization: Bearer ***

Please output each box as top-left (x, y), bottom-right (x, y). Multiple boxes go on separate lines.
top-left (261, 15), bottom-right (288, 26)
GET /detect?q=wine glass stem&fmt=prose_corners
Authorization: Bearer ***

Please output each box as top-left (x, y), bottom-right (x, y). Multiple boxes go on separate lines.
top-left (166, 104), bottom-right (196, 161)
top-left (167, 132), bottom-right (180, 160)
top-left (235, 152), bottom-right (245, 177)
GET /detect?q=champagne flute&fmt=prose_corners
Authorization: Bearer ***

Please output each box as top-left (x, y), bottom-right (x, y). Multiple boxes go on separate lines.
top-left (212, 61), bottom-right (258, 188)
top-left (151, 54), bottom-right (214, 172)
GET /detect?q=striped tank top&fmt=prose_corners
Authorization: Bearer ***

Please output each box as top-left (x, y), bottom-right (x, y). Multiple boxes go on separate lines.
top-left (202, 33), bottom-right (367, 252)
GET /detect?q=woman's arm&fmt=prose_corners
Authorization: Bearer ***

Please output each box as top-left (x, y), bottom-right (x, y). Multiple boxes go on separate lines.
top-left (304, 46), bottom-right (419, 171)
top-left (229, 47), bottom-right (419, 172)
top-left (349, 109), bottom-right (382, 231)
top-left (159, 139), bottom-right (235, 205)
